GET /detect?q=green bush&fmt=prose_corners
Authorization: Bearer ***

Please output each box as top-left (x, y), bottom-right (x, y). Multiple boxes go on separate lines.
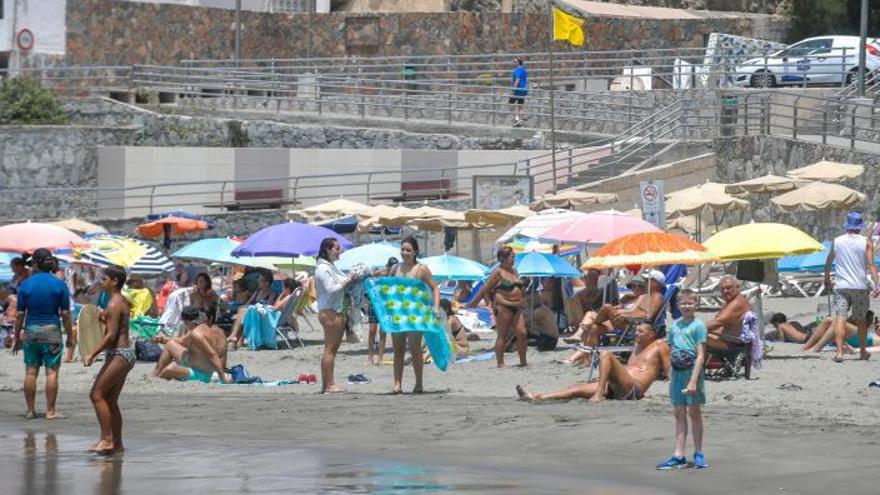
top-left (0, 76), bottom-right (68, 125)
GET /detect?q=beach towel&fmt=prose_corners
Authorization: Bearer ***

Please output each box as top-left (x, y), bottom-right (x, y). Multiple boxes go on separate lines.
top-left (159, 287), bottom-right (191, 332)
top-left (130, 315), bottom-right (162, 340)
top-left (242, 303), bottom-right (280, 350)
top-left (455, 350), bottom-right (495, 363)
top-left (365, 277), bottom-right (450, 371)
top-left (741, 311), bottom-right (763, 370)
top-left (124, 287), bottom-right (154, 317)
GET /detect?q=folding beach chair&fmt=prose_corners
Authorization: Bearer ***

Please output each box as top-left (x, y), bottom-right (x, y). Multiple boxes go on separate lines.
top-left (275, 288), bottom-right (305, 349)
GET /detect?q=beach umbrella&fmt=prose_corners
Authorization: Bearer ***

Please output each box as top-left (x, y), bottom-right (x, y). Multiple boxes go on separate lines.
top-left (514, 252), bottom-right (582, 278)
top-left (421, 254), bottom-right (489, 281)
top-left (135, 216), bottom-right (210, 238)
top-left (336, 242), bottom-right (401, 271)
top-left (407, 211), bottom-right (471, 231)
top-left (377, 205), bottom-right (457, 227)
top-left (724, 174), bottom-right (803, 196)
top-left (664, 182), bottom-right (750, 219)
top-left (232, 222), bottom-right (352, 258)
top-left (357, 204), bottom-right (412, 232)
top-left (505, 236), bottom-right (581, 256)
top-left (0, 222), bottom-right (87, 253)
top-left (63, 234), bottom-right (173, 275)
top-left (786, 160), bottom-right (864, 183)
top-left (497, 208), bottom-right (589, 243)
top-left (530, 189), bottom-right (618, 211)
top-left (0, 253), bottom-right (15, 282)
top-left (464, 204), bottom-right (534, 226)
top-left (770, 181), bottom-right (866, 212)
top-left (49, 218), bottom-right (107, 235)
top-left (288, 198), bottom-right (372, 223)
top-left (539, 210), bottom-right (661, 245)
top-left (171, 237), bottom-right (243, 264)
top-left (778, 241), bottom-right (832, 273)
top-left (582, 232), bottom-right (720, 270)
top-left (702, 223), bottom-right (824, 261)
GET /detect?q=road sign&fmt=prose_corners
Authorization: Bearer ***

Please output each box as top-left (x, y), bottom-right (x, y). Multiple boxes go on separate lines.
top-left (639, 180), bottom-right (666, 230)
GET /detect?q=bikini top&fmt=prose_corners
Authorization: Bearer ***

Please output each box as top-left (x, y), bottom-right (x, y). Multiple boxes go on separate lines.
top-left (496, 273), bottom-right (524, 292)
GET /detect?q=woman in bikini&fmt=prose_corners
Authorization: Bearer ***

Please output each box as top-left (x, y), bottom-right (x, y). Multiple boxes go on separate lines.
top-left (469, 246), bottom-right (528, 367)
top-left (389, 236), bottom-right (440, 394)
top-left (315, 237), bottom-right (355, 393)
top-left (190, 272), bottom-right (219, 313)
top-left (440, 299), bottom-right (469, 359)
top-left (84, 265), bottom-right (134, 455)
top-left (227, 271), bottom-right (277, 348)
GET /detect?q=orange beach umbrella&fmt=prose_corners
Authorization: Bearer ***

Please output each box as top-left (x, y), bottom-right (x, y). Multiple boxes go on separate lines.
top-left (581, 232), bottom-right (720, 270)
top-left (135, 216), bottom-right (209, 238)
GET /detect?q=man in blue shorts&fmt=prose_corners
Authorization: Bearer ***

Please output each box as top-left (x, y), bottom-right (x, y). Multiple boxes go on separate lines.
top-left (12, 248), bottom-right (75, 420)
top-left (509, 57), bottom-right (528, 127)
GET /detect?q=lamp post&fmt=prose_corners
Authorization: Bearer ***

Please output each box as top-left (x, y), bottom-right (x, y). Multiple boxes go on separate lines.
top-left (858, 0), bottom-right (868, 96)
top-left (234, 0), bottom-right (241, 64)
top-left (546, 0), bottom-right (557, 194)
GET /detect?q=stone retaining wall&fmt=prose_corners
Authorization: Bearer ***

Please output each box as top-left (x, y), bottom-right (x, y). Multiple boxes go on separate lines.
top-left (714, 134), bottom-right (880, 241)
top-left (65, 0), bottom-right (787, 65)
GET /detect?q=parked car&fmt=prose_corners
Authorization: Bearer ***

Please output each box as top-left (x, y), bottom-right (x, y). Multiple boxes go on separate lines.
top-left (733, 35), bottom-right (880, 88)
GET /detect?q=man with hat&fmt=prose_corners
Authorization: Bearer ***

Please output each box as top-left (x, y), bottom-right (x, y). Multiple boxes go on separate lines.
top-left (11, 248), bottom-right (75, 419)
top-left (577, 270), bottom-right (665, 347)
top-left (824, 211), bottom-right (880, 362)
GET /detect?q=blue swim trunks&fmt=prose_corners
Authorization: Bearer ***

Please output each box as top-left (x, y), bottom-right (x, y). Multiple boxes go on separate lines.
top-left (187, 367), bottom-right (213, 383)
top-left (22, 324), bottom-right (63, 369)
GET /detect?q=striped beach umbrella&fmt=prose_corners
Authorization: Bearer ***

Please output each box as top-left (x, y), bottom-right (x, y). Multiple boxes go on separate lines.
top-left (64, 235), bottom-right (173, 275)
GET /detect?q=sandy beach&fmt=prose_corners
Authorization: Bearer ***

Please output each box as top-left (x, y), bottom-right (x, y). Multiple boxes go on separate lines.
top-left (1, 296), bottom-right (880, 494)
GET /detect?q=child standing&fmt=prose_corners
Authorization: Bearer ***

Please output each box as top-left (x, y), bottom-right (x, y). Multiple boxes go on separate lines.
top-left (657, 289), bottom-right (708, 470)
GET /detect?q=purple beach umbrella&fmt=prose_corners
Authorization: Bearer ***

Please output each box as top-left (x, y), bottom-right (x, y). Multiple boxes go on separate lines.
top-left (231, 222), bottom-right (353, 258)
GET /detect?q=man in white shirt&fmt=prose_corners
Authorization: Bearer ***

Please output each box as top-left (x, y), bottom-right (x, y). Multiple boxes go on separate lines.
top-left (824, 211), bottom-right (880, 362)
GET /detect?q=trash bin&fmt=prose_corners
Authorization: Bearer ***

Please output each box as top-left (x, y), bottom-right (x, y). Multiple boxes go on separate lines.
top-left (720, 95), bottom-right (738, 136)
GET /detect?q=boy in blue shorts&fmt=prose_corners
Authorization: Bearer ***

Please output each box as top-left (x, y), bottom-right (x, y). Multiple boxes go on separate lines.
top-left (657, 289), bottom-right (708, 470)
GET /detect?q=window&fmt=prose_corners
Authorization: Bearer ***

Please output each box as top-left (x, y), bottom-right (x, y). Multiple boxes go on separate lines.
top-left (782, 39), bottom-right (832, 58)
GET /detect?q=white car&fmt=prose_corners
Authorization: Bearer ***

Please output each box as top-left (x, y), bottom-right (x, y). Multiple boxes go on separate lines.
top-left (733, 35), bottom-right (880, 87)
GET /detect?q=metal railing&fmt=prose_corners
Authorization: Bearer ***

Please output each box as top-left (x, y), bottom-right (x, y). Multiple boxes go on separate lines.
top-left (720, 90), bottom-right (880, 150)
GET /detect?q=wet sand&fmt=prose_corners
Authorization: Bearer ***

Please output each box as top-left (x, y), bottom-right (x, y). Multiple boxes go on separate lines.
top-left (1, 297), bottom-right (880, 494)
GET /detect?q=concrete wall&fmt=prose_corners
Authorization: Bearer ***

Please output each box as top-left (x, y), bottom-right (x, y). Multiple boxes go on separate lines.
top-left (63, 0), bottom-right (788, 65)
top-left (97, 146), bottom-right (540, 217)
top-left (577, 152), bottom-right (717, 209)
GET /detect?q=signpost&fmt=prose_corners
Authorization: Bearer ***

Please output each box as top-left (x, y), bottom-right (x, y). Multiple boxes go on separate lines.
top-left (639, 180), bottom-right (666, 230)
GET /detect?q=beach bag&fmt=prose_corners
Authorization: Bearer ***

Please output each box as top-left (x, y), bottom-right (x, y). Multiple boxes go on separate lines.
top-left (671, 348), bottom-right (696, 370)
top-left (135, 340), bottom-right (163, 362)
top-left (226, 364), bottom-right (262, 384)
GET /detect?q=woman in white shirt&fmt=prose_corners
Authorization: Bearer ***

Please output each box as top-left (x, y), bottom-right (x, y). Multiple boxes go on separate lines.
top-left (315, 237), bottom-right (354, 393)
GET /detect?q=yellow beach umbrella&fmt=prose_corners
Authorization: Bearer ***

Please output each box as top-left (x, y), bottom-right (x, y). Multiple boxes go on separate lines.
top-left (770, 181), bottom-right (865, 212)
top-left (49, 218), bottom-right (107, 235)
top-left (786, 160), bottom-right (864, 183)
top-left (702, 223), bottom-right (824, 261)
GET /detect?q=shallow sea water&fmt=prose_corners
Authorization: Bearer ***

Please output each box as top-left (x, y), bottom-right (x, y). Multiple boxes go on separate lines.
top-left (0, 426), bottom-right (672, 495)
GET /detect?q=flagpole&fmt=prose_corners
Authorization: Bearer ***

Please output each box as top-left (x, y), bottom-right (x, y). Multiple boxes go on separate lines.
top-left (547, 0), bottom-right (557, 194)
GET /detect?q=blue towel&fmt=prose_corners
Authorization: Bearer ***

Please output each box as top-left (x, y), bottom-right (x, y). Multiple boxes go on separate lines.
top-left (242, 304), bottom-right (280, 350)
top-left (455, 350), bottom-right (495, 363)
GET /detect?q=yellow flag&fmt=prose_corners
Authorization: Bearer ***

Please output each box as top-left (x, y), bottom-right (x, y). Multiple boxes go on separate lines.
top-left (553, 7), bottom-right (585, 47)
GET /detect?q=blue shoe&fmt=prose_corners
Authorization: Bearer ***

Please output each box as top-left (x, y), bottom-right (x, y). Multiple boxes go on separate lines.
top-left (693, 452), bottom-right (708, 469)
top-left (656, 456), bottom-right (687, 470)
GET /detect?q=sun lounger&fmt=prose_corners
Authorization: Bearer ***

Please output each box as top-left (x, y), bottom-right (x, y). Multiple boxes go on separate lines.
top-left (276, 288), bottom-right (305, 349)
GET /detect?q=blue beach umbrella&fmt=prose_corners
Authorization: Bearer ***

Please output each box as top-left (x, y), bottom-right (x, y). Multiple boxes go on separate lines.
top-left (514, 252), bottom-right (582, 278)
top-left (232, 222), bottom-right (353, 258)
top-left (171, 237), bottom-right (242, 265)
top-left (778, 241), bottom-right (831, 273)
top-left (421, 254), bottom-right (489, 281)
top-left (0, 253), bottom-right (15, 283)
top-left (336, 242), bottom-right (401, 271)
